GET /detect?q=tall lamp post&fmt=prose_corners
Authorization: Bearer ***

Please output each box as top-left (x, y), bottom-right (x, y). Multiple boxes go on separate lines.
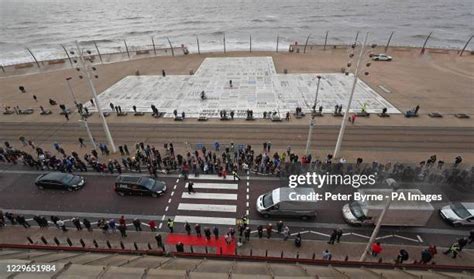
top-left (333, 33), bottom-right (375, 158)
top-left (360, 178), bottom-right (399, 262)
top-left (304, 75), bottom-right (322, 156)
top-left (79, 118), bottom-right (97, 150)
top-left (73, 41), bottom-right (117, 153)
top-left (65, 77), bottom-right (78, 105)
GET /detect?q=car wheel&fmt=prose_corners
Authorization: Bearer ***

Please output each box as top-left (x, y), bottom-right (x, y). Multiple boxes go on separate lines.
top-left (151, 193), bottom-right (158, 198)
top-left (67, 187), bottom-right (73, 192)
top-left (301, 215), bottom-right (309, 221)
top-left (117, 192), bottom-right (125, 197)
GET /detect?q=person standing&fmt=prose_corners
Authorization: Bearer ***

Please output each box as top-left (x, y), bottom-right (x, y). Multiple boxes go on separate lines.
top-left (155, 233), bottom-right (164, 249)
top-left (78, 138), bottom-right (85, 148)
top-left (148, 220), bottom-right (157, 232)
top-left (266, 223), bottom-right (272, 239)
top-left (371, 242), bottom-right (383, 257)
top-left (276, 221), bottom-right (284, 234)
top-left (57, 220), bottom-right (67, 232)
top-left (83, 218), bottom-right (92, 232)
top-left (322, 250), bottom-right (332, 260)
top-left (108, 219), bottom-right (116, 233)
top-left (294, 233), bottom-right (302, 248)
top-left (444, 242), bottom-right (460, 258)
top-left (328, 229), bottom-right (337, 244)
top-left (50, 215), bottom-right (60, 229)
top-left (118, 224), bottom-right (127, 237)
top-left (133, 218), bottom-right (142, 231)
top-left (213, 226), bottom-right (219, 240)
top-left (204, 227), bottom-right (211, 240)
top-left (16, 215), bottom-right (30, 228)
top-left (244, 227), bottom-right (250, 242)
top-left (257, 225), bottom-right (263, 238)
top-left (187, 182), bottom-right (196, 194)
top-left (72, 217), bottom-right (82, 231)
top-left (167, 218), bottom-right (174, 233)
top-left (336, 228), bottom-right (343, 243)
top-left (184, 222), bottom-right (192, 235)
top-left (283, 226), bottom-right (290, 241)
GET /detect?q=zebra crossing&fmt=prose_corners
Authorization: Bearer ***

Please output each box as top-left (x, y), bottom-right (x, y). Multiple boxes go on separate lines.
top-left (173, 178), bottom-right (241, 226)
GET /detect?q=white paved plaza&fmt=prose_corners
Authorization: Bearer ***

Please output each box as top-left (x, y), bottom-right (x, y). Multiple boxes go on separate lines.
top-left (90, 57), bottom-right (399, 118)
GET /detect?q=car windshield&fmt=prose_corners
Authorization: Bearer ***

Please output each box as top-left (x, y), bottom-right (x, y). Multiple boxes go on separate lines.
top-left (262, 193), bottom-right (274, 208)
top-left (60, 174), bottom-right (75, 184)
top-left (349, 202), bottom-right (366, 219)
top-left (141, 178), bottom-right (156, 190)
top-left (450, 203), bottom-right (471, 219)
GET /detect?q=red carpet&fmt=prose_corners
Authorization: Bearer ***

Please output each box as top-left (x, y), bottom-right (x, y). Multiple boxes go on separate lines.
top-left (166, 233), bottom-right (236, 255)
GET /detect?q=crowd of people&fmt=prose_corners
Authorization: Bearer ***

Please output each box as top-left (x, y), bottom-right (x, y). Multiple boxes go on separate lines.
top-left (0, 138), bottom-right (472, 190)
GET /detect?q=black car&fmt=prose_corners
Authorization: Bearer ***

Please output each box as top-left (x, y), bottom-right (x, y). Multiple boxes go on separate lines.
top-left (35, 172), bottom-right (85, 191)
top-left (115, 175), bottom-right (166, 197)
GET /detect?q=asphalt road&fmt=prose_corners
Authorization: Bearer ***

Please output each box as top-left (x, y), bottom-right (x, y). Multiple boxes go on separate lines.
top-left (0, 122), bottom-right (473, 153)
top-left (0, 170), bottom-right (472, 247)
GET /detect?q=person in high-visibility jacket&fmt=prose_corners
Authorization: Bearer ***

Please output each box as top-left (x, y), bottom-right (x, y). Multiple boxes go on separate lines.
top-left (167, 218), bottom-right (174, 233)
top-left (232, 170), bottom-right (240, 181)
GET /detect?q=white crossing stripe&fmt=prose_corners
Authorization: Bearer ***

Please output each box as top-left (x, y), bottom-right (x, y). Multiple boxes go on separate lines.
top-left (174, 215), bottom-right (236, 225)
top-left (178, 203), bottom-right (237, 212)
top-left (186, 182), bottom-right (238, 190)
top-left (189, 175), bottom-right (236, 181)
top-left (181, 192), bottom-right (237, 200)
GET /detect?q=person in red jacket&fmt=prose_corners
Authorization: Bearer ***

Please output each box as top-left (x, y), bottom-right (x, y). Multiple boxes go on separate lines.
top-left (371, 242), bottom-right (383, 257)
top-left (148, 220), bottom-right (157, 232)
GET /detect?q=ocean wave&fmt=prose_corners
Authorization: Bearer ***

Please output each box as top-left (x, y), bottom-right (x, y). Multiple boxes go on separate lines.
top-left (251, 18), bottom-right (278, 23)
top-left (79, 39), bottom-right (116, 44)
top-left (182, 20), bottom-right (206, 25)
top-left (125, 30), bottom-right (155, 36)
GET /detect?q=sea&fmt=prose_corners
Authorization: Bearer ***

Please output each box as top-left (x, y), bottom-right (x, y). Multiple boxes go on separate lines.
top-left (0, 0), bottom-right (472, 65)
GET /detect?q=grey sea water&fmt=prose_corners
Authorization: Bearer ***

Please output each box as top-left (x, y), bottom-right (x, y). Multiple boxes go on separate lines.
top-left (0, 0), bottom-right (472, 65)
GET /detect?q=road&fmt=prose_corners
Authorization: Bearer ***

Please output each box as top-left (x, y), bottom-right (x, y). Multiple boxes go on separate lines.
top-left (0, 170), bottom-right (472, 247)
top-left (0, 122), bottom-right (473, 153)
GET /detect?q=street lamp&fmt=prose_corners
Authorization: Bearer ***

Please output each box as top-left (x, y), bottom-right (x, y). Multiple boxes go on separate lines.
top-left (360, 178), bottom-right (399, 262)
top-left (73, 41), bottom-right (117, 153)
top-left (304, 75), bottom-right (322, 156)
top-left (65, 77), bottom-right (78, 105)
top-left (333, 32), bottom-right (375, 158)
top-left (79, 117), bottom-right (97, 150)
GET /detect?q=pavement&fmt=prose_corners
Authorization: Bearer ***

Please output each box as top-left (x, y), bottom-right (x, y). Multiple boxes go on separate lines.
top-left (0, 226), bottom-right (473, 267)
top-left (0, 170), bottom-right (472, 248)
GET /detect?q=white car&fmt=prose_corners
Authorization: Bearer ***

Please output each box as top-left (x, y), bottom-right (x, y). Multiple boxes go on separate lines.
top-left (440, 202), bottom-right (474, 226)
top-left (372, 54), bottom-right (393, 61)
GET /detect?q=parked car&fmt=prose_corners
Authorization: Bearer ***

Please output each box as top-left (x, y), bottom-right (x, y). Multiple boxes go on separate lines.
top-left (35, 172), bottom-right (85, 191)
top-left (440, 202), bottom-right (474, 226)
top-left (115, 175), bottom-right (166, 197)
top-left (372, 53), bottom-right (393, 61)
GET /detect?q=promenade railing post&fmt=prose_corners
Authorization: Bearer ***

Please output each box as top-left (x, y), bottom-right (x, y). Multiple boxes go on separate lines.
top-left (223, 33), bottom-right (226, 54)
top-left (385, 31), bottom-right (395, 53)
top-left (151, 37), bottom-right (157, 55)
top-left (124, 39), bottom-right (131, 59)
top-left (93, 41), bottom-right (103, 64)
top-left (354, 31), bottom-right (360, 45)
top-left (250, 34), bottom-right (252, 53)
top-left (459, 35), bottom-right (473, 56)
top-left (323, 31), bottom-right (329, 50)
top-left (276, 35), bottom-right (279, 53)
top-left (420, 32), bottom-right (433, 55)
top-left (75, 41), bottom-right (117, 153)
top-left (26, 47), bottom-right (40, 68)
top-left (61, 44), bottom-right (74, 67)
top-left (167, 37), bottom-right (175, 56)
top-left (196, 36), bottom-right (201, 55)
top-left (303, 34), bottom-right (311, 53)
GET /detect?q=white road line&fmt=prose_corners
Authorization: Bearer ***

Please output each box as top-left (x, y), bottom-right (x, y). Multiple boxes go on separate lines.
top-left (165, 206), bottom-right (169, 212)
top-left (246, 202), bottom-right (249, 208)
top-left (246, 188), bottom-right (249, 193)
top-left (186, 182), bottom-right (238, 190)
top-left (171, 191), bottom-right (175, 197)
top-left (173, 215), bottom-right (236, 225)
top-left (178, 203), bottom-right (236, 212)
top-left (168, 198), bottom-right (172, 203)
top-left (188, 175), bottom-right (233, 181)
top-left (246, 210), bottom-right (249, 216)
top-left (246, 182), bottom-right (250, 186)
top-left (417, 235), bottom-right (424, 243)
top-left (181, 192), bottom-right (237, 200)
top-left (176, 179), bottom-right (179, 183)
top-left (161, 215), bottom-right (166, 221)
top-left (173, 185), bottom-right (177, 190)
top-left (158, 223), bottom-right (163, 229)
top-left (246, 194), bottom-right (249, 200)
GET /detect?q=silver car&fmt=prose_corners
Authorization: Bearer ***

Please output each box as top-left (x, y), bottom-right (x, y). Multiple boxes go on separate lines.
top-left (440, 202), bottom-right (474, 226)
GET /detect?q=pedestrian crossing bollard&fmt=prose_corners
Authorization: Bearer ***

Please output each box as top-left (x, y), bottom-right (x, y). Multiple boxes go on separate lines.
top-left (148, 243), bottom-right (152, 250)
top-left (40, 236), bottom-right (48, 245)
top-left (106, 241), bottom-right (112, 249)
top-left (120, 241), bottom-right (125, 250)
top-left (190, 246), bottom-right (194, 253)
top-left (66, 238), bottom-right (73, 247)
top-left (54, 237), bottom-right (60, 246)
top-left (27, 237), bottom-right (34, 244)
top-left (281, 251), bottom-right (284, 258)
top-left (79, 239), bottom-right (85, 248)
top-left (205, 246), bottom-right (208, 254)
top-left (134, 242), bottom-right (139, 251)
top-left (312, 253), bottom-right (315, 260)
top-left (344, 255), bottom-right (349, 261)
top-left (378, 258), bottom-right (383, 263)
top-left (265, 250), bottom-right (268, 257)
top-left (296, 251), bottom-right (299, 259)
top-left (250, 249), bottom-right (253, 256)
top-left (93, 240), bottom-right (98, 248)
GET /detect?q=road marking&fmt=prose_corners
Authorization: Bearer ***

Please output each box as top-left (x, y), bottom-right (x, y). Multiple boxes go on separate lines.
top-left (185, 182), bottom-right (238, 190)
top-left (246, 188), bottom-right (249, 193)
top-left (246, 202), bottom-right (249, 207)
top-left (173, 215), bottom-right (236, 225)
top-left (176, 179), bottom-right (179, 183)
top-left (158, 223), bottom-right (163, 229)
top-left (417, 235), bottom-right (424, 243)
top-left (394, 234), bottom-right (420, 243)
top-left (161, 215), bottom-right (166, 221)
top-left (178, 203), bottom-right (237, 212)
top-left (246, 194), bottom-right (249, 200)
top-left (168, 198), bottom-right (172, 203)
top-left (246, 210), bottom-right (249, 216)
top-left (188, 175), bottom-right (232, 181)
top-left (246, 182), bottom-right (249, 186)
top-left (173, 185), bottom-right (177, 190)
top-left (181, 192), bottom-right (237, 200)
top-left (171, 191), bottom-right (175, 197)
top-left (165, 206), bottom-right (169, 212)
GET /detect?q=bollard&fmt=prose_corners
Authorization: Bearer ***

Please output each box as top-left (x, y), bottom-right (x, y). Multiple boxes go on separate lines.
top-left (54, 237), bottom-right (60, 246)
top-left (296, 251), bottom-right (299, 259)
top-left (344, 255), bottom-right (349, 262)
top-left (106, 241), bottom-right (112, 249)
top-left (80, 239), bottom-right (86, 248)
top-left (66, 238), bottom-right (73, 247)
top-left (41, 236), bottom-right (48, 245)
top-left (265, 250), bottom-right (268, 257)
top-left (120, 241), bottom-right (125, 250)
top-left (134, 242), bottom-right (139, 251)
top-left (148, 243), bottom-right (152, 250)
top-left (378, 258), bottom-right (383, 263)
top-left (281, 251), bottom-right (284, 258)
top-left (250, 249), bottom-right (253, 256)
top-left (93, 240), bottom-right (98, 248)
top-left (190, 246), bottom-right (194, 253)
top-left (312, 253), bottom-right (315, 260)
top-left (27, 237), bottom-right (34, 244)
top-left (205, 246), bottom-right (208, 254)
